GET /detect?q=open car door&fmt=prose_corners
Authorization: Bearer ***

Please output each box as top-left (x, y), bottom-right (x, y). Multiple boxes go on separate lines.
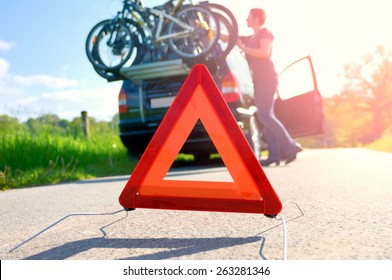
top-left (274, 56), bottom-right (325, 138)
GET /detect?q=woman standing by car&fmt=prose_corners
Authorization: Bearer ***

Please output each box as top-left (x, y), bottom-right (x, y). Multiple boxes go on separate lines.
top-left (237, 8), bottom-right (301, 166)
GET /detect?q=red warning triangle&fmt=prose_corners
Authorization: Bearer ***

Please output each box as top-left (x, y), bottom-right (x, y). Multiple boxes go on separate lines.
top-left (119, 64), bottom-right (282, 215)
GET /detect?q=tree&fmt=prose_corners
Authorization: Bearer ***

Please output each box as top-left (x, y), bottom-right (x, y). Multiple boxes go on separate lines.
top-left (25, 114), bottom-right (65, 136)
top-left (323, 93), bottom-right (373, 146)
top-left (0, 115), bottom-right (22, 134)
top-left (342, 46), bottom-right (392, 141)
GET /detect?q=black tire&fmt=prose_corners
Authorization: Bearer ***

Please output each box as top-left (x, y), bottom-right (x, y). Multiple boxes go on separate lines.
top-left (168, 6), bottom-right (220, 59)
top-left (193, 152), bottom-right (211, 163)
top-left (92, 66), bottom-right (119, 81)
top-left (86, 19), bottom-right (145, 75)
top-left (126, 142), bottom-right (148, 160)
top-left (122, 18), bottom-right (146, 67)
top-left (85, 19), bottom-right (135, 71)
top-left (202, 3), bottom-right (238, 60)
top-left (203, 3), bottom-right (238, 33)
top-left (126, 148), bottom-right (142, 160)
top-left (211, 13), bottom-right (235, 61)
top-left (86, 20), bottom-right (109, 69)
top-left (86, 19), bottom-right (132, 70)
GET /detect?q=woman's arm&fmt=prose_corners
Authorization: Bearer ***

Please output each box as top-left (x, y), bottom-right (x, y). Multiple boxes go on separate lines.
top-left (237, 37), bottom-right (272, 59)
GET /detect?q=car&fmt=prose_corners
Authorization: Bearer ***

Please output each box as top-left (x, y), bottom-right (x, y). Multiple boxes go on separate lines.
top-left (117, 46), bottom-right (324, 162)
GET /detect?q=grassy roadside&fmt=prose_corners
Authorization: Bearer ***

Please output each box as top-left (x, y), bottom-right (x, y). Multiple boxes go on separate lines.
top-left (2, 130), bottom-right (391, 191)
top-left (0, 132), bottom-right (135, 190)
top-left (366, 136), bottom-right (392, 152)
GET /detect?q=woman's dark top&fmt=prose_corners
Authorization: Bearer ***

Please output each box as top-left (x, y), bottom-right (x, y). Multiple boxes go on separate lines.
top-left (240, 28), bottom-right (278, 83)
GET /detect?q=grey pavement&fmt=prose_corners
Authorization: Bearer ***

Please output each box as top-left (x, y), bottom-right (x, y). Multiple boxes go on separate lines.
top-left (0, 148), bottom-right (391, 260)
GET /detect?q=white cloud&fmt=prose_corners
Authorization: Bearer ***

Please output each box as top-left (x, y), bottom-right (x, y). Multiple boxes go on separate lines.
top-left (0, 57), bottom-right (79, 89)
top-left (12, 74), bottom-right (79, 89)
top-left (1, 83), bottom-right (121, 121)
top-left (42, 87), bottom-right (110, 101)
top-left (0, 58), bottom-right (10, 80)
top-left (0, 56), bottom-right (116, 121)
top-left (0, 39), bottom-right (14, 51)
top-left (40, 85), bottom-right (120, 120)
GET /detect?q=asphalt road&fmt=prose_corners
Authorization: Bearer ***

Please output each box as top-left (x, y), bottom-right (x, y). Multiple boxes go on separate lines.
top-left (1, 148), bottom-right (391, 260)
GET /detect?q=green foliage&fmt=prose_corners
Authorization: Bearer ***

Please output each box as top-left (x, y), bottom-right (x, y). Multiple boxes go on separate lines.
top-left (366, 125), bottom-right (392, 152)
top-left (0, 113), bottom-right (135, 190)
top-left (322, 93), bottom-right (373, 146)
top-left (319, 46), bottom-right (392, 148)
top-left (366, 136), bottom-right (392, 152)
top-left (0, 115), bottom-right (23, 134)
top-left (340, 46), bottom-right (392, 141)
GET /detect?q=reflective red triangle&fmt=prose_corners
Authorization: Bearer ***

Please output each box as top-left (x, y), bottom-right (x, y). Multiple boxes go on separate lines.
top-left (119, 64), bottom-right (282, 215)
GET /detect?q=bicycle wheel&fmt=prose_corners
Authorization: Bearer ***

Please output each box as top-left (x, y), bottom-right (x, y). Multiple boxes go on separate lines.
top-left (202, 3), bottom-right (238, 37)
top-left (86, 20), bottom-right (109, 68)
top-left (93, 66), bottom-right (120, 81)
top-left (91, 19), bottom-right (147, 81)
top-left (121, 18), bottom-right (146, 67)
top-left (203, 3), bottom-right (238, 60)
top-left (210, 12), bottom-right (235, 61)
top-left (85, 19), bottom-right (134, 70)
top-left (168, 6), bottom-right (220, 59)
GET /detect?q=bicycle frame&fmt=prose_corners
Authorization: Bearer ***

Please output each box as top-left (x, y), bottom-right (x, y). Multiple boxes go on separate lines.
top-left (150, 8), bottom-right (194, 42)
top-left (125, 0), bottom-right (208, 44)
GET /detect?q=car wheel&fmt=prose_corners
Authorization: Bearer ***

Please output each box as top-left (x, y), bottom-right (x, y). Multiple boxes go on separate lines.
top-left (126, 142), bottom-right (148, 160)
top-left (127, 149), bottom-right (142, 160)
top-left (193, 152), bottom-right (211, 163)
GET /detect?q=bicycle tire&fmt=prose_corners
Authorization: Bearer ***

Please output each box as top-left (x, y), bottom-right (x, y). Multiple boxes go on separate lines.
top-left (211, 12), bottom-right (235, 61)
top-left (203, 3), bottom-right (239, 60)
top-left (202, 3), bottom-right (238, 36)
top-left (85, 19), bottom-right (134, 71)
top-left (86, 19), bottom-right (145, 73)
top-left (167, 6), bottom-right (220, 59)
top-left (86, 19), bottom-right (110, 68)
top-left (92, 66), bottom-right (120, 81)
top-left (119, 18), bottom-right (147, 67)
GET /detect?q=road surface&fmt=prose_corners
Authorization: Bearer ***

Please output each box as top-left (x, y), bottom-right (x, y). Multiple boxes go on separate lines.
top-left (0, 148), bottom-right (391, 260)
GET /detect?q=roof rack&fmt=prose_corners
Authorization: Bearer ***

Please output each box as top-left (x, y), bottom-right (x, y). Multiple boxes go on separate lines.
top-left (119, 59), bottom-right (190, 81)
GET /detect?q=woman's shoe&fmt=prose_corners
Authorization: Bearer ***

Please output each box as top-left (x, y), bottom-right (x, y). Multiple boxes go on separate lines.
top-left (295, 143), bottom-right (303, 153)
top-left (259, 158), bottom-right (280, 167)
top-left (285, 145), bottom-right (299, 165)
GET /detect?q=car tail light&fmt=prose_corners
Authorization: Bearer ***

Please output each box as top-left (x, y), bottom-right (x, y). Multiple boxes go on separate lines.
top-left (118, 87), bottom-right (127, 114)
top-left (221, 71), bottom-right (240, 103)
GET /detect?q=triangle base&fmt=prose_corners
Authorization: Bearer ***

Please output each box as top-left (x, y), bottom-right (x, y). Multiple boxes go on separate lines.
top-left (135, 195), bottom-right (267, 214)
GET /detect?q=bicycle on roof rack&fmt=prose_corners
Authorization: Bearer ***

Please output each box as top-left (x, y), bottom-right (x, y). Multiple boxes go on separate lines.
top-left (85, 0), bottom-right (225, 79)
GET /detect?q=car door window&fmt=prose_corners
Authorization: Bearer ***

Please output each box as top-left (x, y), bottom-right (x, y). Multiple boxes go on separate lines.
top-left (278, 57), bottom-right (316, 100)
top-left (274, 56), bottom-right (325, 138)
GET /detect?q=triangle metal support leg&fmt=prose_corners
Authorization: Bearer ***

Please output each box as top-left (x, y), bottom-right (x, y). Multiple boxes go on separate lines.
top-left (259, 201), bottom-right (304, 260)
top-left (9, 209), bottom-right (128, 253)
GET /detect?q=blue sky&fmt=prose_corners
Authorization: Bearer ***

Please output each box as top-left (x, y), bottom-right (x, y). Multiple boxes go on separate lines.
top-left (0, 0), bottom-right (125, 121)
top-left (1, 0), bottom-right (392, 122)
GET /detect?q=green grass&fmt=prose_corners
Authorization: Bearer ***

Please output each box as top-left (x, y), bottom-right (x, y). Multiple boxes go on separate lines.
top-left (366, 136), bottom-right (392, 152)
top-left (2, 121), bottom-right (391, 190)
top-left (0, 131), bottom-right (135, 190)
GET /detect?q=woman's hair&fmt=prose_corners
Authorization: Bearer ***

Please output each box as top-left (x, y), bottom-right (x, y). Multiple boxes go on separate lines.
top-left (250, 8), bottom-right (266, 26)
